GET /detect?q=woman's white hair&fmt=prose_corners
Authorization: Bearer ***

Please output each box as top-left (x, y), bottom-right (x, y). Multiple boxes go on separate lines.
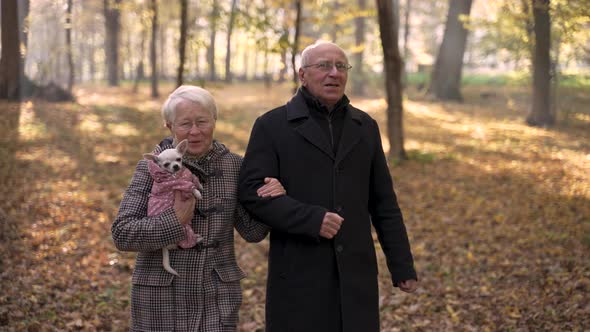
top-left (161, 85), bottom-right (218, 126)
top-left (300, 40), bottom-right (347, 68)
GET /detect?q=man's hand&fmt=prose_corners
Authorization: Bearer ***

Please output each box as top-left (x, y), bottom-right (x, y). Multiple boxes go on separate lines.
top-left (257, 177), bottom-right (286, 197)
top-left (398, 279), bottom-right (418, 293)
top-left (319, 212), bottom-right (344, 239)
top-left (174, 191), bottom-right (195, 225)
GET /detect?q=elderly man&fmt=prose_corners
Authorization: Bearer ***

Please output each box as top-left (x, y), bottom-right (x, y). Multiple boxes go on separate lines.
top-left (238, 41), bottom-right (418, 332)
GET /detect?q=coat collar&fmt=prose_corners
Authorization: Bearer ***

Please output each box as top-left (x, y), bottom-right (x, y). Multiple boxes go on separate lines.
top-left (285, 88), bottom-right (362, 163)
top-left (286, 88), bottom-right (363, 124)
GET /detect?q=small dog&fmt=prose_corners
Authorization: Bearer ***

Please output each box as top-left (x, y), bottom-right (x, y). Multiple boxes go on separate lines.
top-left (144, 139), bottom-right (203, 276)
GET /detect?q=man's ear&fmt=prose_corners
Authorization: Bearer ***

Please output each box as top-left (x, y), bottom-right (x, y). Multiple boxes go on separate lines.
top-left (176, 139), bottom-right (189, 155)
top-left (298, 68), bottom-right (306, 86)
top-left (143, 153), bottom-right (158, 162)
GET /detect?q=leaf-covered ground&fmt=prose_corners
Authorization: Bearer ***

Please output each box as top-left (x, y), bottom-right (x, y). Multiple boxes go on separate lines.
top-left (1, 82), bottom-right (588, 331)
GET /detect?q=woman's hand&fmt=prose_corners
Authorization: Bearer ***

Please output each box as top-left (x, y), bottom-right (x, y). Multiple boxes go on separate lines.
top-left (257, 177), bottom-right (286, 198)
top-left (174, 191), bottom-right (195, 225)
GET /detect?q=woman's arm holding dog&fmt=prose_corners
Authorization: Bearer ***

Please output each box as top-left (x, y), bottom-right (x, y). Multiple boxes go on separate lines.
top-left (112, 160), bottom-right (187, 252)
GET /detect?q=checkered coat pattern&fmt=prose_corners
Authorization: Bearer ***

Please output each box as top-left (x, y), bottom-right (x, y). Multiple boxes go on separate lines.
top-left (112, 140), bottom-right (269, 332)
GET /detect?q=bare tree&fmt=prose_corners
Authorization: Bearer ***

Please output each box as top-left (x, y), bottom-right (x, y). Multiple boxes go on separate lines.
top-left (376, 0), bottom-right (406, 161)
top-left (0, 0), bottom-right (23, 100)
top-left (352, 0), bottom-right (367, 96)
top-left (225, 0), bottom-right (238, 82)
top-left (208, 0), bottom-right (220, 81)
top-left (177, 0), bottom-right (188, 87)
top-left (428, 0), bottom-right (473, 101)
top-left (150, 0), bottom-right (159, 98)
top-left (104, 0), bottom-right (121, 86)
top-left (133, 23), bottom-right (147, 93)
top-left (292, 0), bottom-right (302, 93)
top-left (18, 0), bottom-right (30, 66)
top-left (402, 0), bottom-right (412, 85)
top-left (66, 0), bottom-right (74, 93)
top-left (526, 0), bottom-right (553, 126)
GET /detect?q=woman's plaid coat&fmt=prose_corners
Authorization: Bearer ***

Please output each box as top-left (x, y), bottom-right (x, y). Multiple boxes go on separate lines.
top-left (112, 140), bottom-right (269, 331)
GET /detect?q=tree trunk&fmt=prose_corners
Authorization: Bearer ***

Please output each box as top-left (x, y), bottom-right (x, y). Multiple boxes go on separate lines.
top-left (376, 0), bottom-right (406, 161)
top-left (66, 0), bottom-right (74, 93)
top-left (177, 0), bottom-right (188, 87)
top-left (150, 0), bottom-right (159, 98)
top-left (428, 0), bottom-right (473, 101)
top-left (526, 0), bottom-right (553, 126)
top-left (208, 0), bottom-right (219, 81)
top-left (402, 0), bottom-right (411, 86)
top-left (133, 24), bottom-right (147, 93)
top-left (352, 0), bottom-right (367, 96)
top-left (278, 27), bottom-right (289, 83)
top-left (225, 0), bottom-right (238, 83)
top-left (104, 0), bottom-right (121, 86)
top-left (0, 0), bottom-right (23, 100)
top-left (330, 0), bottom-right (341, 42)
top-left (18, 0), bottom-right (30, 67)
top-left (292, 0), bottom-right (302, 94)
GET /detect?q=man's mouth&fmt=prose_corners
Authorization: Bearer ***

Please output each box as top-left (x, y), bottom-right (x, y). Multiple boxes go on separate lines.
top-left (324, 83), bottom-right (339, 87)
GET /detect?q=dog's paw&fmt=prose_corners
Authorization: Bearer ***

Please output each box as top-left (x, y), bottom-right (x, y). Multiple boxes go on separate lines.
top-left (193, 189), bottom-right (203, 200)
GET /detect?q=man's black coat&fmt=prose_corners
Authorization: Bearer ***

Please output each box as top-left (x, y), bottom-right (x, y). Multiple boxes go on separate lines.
top-left (238, 89), bottom-right (417, 332)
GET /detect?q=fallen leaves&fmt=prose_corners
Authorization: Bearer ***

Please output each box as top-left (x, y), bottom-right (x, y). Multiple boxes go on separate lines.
top-left (0, 82), bottom-right (588, 331)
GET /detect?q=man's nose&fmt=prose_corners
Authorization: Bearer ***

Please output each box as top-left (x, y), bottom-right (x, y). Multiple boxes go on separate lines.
top-left (328, 65), bottom-right (339, 75)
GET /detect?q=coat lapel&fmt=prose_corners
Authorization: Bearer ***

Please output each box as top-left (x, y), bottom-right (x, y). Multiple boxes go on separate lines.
top-left (335, 106), bottom-right (362, 165)
top-left (287, 94), bottom-right (335, 160)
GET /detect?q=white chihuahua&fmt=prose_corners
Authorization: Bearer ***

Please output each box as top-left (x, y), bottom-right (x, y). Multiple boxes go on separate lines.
top-left (144, 139), bottom-right (203, 276)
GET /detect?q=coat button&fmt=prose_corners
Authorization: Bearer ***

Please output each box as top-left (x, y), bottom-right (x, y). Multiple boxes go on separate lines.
top-left (336, 245), bottom-right (344, 253)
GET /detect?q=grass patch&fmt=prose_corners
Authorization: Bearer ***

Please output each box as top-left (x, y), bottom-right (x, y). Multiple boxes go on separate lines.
top-left (405, 149), bottom-right (437, 163)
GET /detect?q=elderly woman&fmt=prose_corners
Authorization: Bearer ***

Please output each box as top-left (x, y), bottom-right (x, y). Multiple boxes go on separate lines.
top-left (112, 85), bottom-right (283, 331)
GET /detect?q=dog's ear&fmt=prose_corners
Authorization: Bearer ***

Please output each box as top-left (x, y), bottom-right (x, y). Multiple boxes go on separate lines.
top-left (176, 139), bottom-right (189, 155)
top-left (143, 153), bottom-right (158, 162)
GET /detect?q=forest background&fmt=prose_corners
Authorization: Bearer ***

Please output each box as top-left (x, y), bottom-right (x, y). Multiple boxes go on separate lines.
top-left (0, 0), bottom-right (589, 330)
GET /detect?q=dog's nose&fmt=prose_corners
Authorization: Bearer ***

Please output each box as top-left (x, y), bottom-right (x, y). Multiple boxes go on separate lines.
top-left (173, 165), bottom-right (180, 171)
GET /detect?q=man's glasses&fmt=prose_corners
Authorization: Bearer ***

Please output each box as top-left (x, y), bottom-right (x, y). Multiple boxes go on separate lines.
top-left (303, 61), bottom-right (352, 72)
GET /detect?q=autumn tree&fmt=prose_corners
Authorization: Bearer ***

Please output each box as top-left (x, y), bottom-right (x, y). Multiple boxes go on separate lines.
top-left (376, 0), bottom-right (406, 161)
top-left (208, 0), bottom-right (220, 81)
top-left (526, 0), bottom-right (553, 126)
top-left (176, 0), bottom-right (188, 87)
top-left (150, 0), bottom-right (159, 98)
top-left (292, 0), bottom-right (302, 93)
top-left (402, 0), bottom-right (412, 85)
top-left (133, 6), bottom-right (148, 93)
top-left (66, 0), bottom-right (74, 93)
top-left (428, 0), bottom-right (473, 101)
top-left (351, 0), bottom-right (367, 96)
top-left (104, 0), bottom-right (122, 86)
top-left (225, 0), bottom-right (238, 83)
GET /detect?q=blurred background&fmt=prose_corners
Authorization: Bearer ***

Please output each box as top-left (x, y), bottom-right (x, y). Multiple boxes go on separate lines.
top-left (1, 0), bottom-right (589, 331)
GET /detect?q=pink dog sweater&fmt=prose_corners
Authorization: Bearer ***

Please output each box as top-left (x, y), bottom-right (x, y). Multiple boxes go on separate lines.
top-left (146, 160), bottom-right (201, 248)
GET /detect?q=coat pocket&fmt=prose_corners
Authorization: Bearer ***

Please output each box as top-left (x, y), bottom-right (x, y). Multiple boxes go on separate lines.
top-left (214, 264), bottom-right (246, 326)
top-left (131, 267), bottom-right (175, 331)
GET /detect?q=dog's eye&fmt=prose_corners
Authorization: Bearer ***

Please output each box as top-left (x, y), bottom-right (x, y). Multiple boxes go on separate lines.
top-left (164, 162), bottom-right (170, 167)
top-left (176, 158), bottom-right (181, 162)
